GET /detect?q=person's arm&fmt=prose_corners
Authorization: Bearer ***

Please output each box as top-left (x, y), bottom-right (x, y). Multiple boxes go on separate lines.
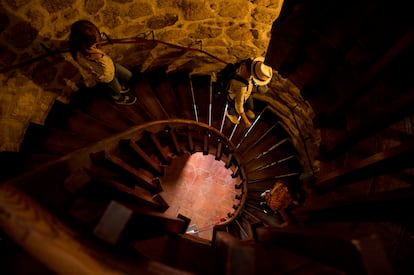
top-left (84, 45), bottom-right (104, 60)
top-left (233, 82), bottom-right (253, 128)
top-left (240, 112), bottom-right (252, 128)
top-left (79, 45), bottom-right (115, 83)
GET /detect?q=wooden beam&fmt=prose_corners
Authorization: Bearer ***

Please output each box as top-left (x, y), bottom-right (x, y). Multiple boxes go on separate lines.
top-left (320, 28), bottom-right (414, 125)
top-left (244, 203), bottom-right (282, 227)
top-left (316, 142), bottom-right (414, 191)
top-left (132, 73), bottom-right (169, 120)
top-left (0, 185), bottom-right (125, 274)
top-left (294, 187), bottom-right (414, 222)
top-left (213, 231), bottom-right (255, 275)
top-left (0, 185), bottom-right (193, 274)
top-left (321, 93), bottom-right (414, 159)
top-left (254, 226), bottom-right (393, 274)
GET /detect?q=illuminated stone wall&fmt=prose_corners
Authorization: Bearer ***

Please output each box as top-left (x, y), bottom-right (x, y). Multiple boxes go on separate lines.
top-left (0, 0), bottom-right (283, 151)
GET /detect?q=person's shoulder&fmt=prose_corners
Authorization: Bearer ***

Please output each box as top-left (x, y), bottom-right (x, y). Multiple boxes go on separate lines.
top-left (231, 75), bottom-right (250, 86)
top-left (84, 46), bottom-right (105, 60)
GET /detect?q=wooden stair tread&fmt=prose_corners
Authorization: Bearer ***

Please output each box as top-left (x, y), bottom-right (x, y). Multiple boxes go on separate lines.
top-left (145, 68), bottom-right (180, 118)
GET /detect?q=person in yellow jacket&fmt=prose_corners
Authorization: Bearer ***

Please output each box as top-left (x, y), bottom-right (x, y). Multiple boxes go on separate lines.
top-left (226, 56), bottom-right (273, 128)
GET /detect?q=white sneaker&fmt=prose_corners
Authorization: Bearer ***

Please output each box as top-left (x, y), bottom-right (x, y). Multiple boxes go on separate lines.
top-left (120, 87), bottom-right (130, 94)
top-left (226, 112), bottom-right (239, 124)
top-left (114, 94), bottom-right (137, 105)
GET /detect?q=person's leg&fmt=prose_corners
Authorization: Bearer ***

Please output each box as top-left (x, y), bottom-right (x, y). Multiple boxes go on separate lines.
top-left (105, 77), bottom-right (136, 105)
top-left (245, 96), bottom-right (254, 112)
top-left (227, 103), bottom-right (237, 116)
top-left (114, 63), bottom-right (132, 89)
top-left (115, 63), bottom-right (132, 80)
top-left (106, 77), bottom-right (123, 100)
top-left (226, 96), bottom-right (240, 124)
top-left (244, 96), bottom-right (255, 119)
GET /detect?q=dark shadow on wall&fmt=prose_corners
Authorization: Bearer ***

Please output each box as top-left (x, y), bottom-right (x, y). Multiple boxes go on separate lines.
top-left (0, 8), bottom-right (80, 92)
top-left (0, 6), bottom-right (88, 181)
top-left (0, 16), bottom-right (104, 181)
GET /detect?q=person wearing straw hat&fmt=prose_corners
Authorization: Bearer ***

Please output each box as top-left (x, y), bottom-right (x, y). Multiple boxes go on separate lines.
top-left (226, 56), bottom-right (273, 128)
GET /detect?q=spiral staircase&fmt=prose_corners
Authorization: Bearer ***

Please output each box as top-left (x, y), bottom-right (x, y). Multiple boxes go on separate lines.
top-left (2, 0), bottom-right (414, 273)
top-left (0, 60), bottom-right (320, 273)
top-left (1, 53), bottom-right (403, 274)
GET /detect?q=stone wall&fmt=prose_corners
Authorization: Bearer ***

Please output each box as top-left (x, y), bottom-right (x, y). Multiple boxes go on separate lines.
top-left (0, 0), bottom-right (283, 151)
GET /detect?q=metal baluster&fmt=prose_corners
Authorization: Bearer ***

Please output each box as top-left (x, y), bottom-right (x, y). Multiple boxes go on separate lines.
top-left (189, 74), bottom-right (199, 122)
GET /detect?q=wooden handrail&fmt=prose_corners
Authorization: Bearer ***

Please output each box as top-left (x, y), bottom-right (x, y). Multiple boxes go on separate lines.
top-left (254, 225), bottom-right (393, 274)
top-left (0, 184), bottom-right (194, 274)
top-left (0, 184), bottom-right (124, 274)
top-left (315, 142), bottom-right (414, 191)
top-left (1, 120), bottom-right (251, 264)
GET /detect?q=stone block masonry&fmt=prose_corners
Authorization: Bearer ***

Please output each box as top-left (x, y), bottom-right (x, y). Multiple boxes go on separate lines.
top-left (0, 0), bottom-right (283, 151)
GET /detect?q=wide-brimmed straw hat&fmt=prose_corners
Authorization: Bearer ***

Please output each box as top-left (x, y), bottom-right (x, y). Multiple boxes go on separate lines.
top-left (251, 56), bottom-right (273, 86)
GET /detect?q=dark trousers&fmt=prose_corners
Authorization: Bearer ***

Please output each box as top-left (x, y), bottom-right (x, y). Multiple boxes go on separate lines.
top-left (106, 64), bottom-right (132, 100)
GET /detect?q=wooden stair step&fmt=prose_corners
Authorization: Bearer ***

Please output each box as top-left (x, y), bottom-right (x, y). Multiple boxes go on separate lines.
top-left (95, 199), bottom-right (200, 245)
top-left (145, 67), bottom-right (180, 118)
top-left (248, 155), bottom-right (298, 173)
top-left (89, 174), bottom-right (168, 212)
top-left (247, 172), bottom-right (300, 184)
top-left (45, 101), bottom-right (117, 140)
top-left (190, 74), bottom-right (211, 125)
top-left (132, 234), bottom-right (217, 275)
top-left (90, 150), bottom-right (162, 194)
top-left (66, 109), bottom-right (119, 138)
top-left (253, 225), bottom-right (393, 274)
top-left (70, 87), bottom-right (137, 131)
top-left (133, 73), bottom-right (169, 120)
top-left (248, 179), bottom-right (283, 192)
top-left (94, 200), bottom-right (134, 245)
top-left (120, 139), bottom-right (164, 175)
top-left (168, 70), bottom-right (195, 120)
top-left (145, 131), bottom-right (172, 165)
top-left (38, 128), bottom-right (93, 155)
top-left (245, 138), bottom-right (292, 164)
top-left (214, 231), bottom-right (256, 275)
top-left (238, 119), bottom-right (288, 154)
top-left (247, 164), bottom-right (299, 180)
top-left (211, 87), bottom-right (228, 130)
top-left (229, 219), bottom-right (251, 240)
top-left (244, 203), bottom-right (285, 227)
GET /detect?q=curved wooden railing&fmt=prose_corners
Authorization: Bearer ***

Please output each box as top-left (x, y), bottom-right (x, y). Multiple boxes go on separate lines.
top-left (0, 184), bottom-right (191, 274)
top-left (0, 119), bottom-right (251, 273)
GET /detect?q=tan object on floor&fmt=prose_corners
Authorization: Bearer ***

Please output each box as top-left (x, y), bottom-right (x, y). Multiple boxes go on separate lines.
top-left (265, 182), bottom-right (292, 212)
